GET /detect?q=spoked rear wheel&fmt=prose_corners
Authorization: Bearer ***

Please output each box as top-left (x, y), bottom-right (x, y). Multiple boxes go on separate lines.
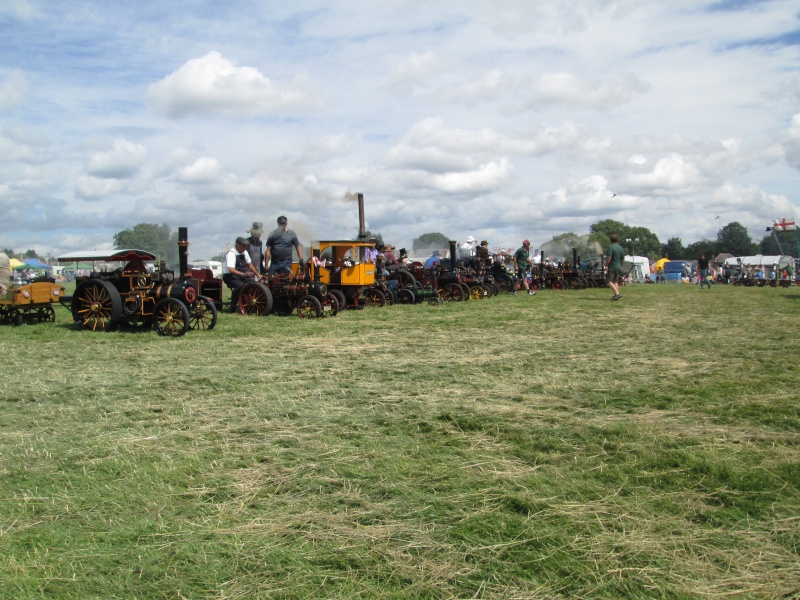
top-left (72, 279), bottom-right (122, 332)
top-left (239, 282), bottom-right (273, 316)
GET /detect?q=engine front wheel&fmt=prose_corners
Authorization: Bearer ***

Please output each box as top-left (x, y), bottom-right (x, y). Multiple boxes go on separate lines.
top-left (395, 288), bottom-right (416, 304)
top-left (362, 288), bottom-right (386, 308)
top-left (442, 283), bottom-right (464, 302)
top-left (297, 295), bottom-right (322, 319)
top-left (189, 295), bottom-right (218, 331)
top-left (324, 292), bottom-right (339, 316)
top-left (153, 298), bottom-right (190, 337)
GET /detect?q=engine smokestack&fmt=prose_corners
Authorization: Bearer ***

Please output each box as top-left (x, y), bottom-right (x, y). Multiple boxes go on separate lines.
top-left (178, 227), bottom-right (189, 277)
top-left (449, 240), bottom-right (457, 271)
top-left (572, 247), bottom-right (578, 266)
top-left (357, 193), bottom-right (366, 240)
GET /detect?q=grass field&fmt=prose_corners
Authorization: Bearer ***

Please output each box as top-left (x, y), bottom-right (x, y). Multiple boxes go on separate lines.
top-left (1, 283), bottom-right (798, 598)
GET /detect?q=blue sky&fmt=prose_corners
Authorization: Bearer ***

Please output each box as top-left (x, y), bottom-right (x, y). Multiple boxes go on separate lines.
top-left (1, 0), bottom-right (799, 259)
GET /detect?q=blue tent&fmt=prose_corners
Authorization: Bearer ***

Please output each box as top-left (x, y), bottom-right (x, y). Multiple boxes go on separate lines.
top-left (22, 258), bottom-right (52, 270)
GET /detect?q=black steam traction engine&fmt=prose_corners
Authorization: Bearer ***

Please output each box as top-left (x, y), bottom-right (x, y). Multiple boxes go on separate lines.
top-left (58, 227), bottom-right (217, 336)
top-left (234, 270), bottom-right (340, 318)
top-left (394, 240), bottom-right (496, 303)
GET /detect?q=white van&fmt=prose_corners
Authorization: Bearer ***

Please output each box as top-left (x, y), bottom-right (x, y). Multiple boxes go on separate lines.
top-left (189, 260), bottom-right (223, 279)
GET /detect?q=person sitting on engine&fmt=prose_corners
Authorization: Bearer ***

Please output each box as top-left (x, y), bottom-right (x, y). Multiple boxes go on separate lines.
top-left (224, 237), bottom-right (262, 314)
top-left (383, 244), bottom-right (400, 272)
top-left (476, 240), bottom-right (490, 267)
top-left (364, 238), bottom-right (379, 263)
top-left (425, 250), bottom-right (442, 269)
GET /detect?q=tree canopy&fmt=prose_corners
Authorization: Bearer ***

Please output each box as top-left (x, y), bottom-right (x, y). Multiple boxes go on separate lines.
top-left (716, 222), bottom-right (758, 256)
top-left (685, 239), bottom-right (717, 259)
top-left (589, 220), bottom-right (661, 259)
top-left (412, 232), bottom-right (450, 253)
top-left (541, 232), bottom-right (603, 262)
top-left (661, 237), bottom-right (684, 260)
top-left (114, 223), bottom-right (179, 266)
top-left (760, 229), bottom-right (799, 256)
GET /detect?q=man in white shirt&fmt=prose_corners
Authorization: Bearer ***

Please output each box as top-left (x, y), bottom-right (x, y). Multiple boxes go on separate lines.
top-left (224, 237), bottom-right (262, 313)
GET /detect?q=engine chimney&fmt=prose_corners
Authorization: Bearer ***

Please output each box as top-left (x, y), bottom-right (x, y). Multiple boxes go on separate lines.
top-left (178, 227), bottom-right (189, 277)
top-left (572, 247), bottom-right (578, 266)
top-left (357, 193), bottom-right (366, 240)
top-left (449, 240), bottom-right (457, 271)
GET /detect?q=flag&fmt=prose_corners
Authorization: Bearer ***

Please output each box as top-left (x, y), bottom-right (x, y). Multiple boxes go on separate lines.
top-left (772, 218), bottom-right (797, 231)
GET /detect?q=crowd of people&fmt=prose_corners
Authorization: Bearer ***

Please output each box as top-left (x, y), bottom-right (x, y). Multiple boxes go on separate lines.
top-left (222, 219), bottom-right (638, 306)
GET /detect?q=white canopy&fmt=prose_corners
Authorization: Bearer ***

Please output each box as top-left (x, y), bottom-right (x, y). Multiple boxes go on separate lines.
top-left (724, 255), bottom-right (793, 268)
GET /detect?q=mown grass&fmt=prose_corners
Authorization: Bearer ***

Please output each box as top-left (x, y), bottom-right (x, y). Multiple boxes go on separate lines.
top-left (1, 283), bottom-right (798, 598)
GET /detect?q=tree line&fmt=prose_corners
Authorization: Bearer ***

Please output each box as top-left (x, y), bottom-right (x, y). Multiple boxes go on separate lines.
top-left (407, 220), bottom-right (791, 262)
top-left (7, 219), bottom-right (790, 265)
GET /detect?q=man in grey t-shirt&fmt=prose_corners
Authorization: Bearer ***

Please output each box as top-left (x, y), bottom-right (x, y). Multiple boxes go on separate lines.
top-left (265, 215), bottom-right (304, 274)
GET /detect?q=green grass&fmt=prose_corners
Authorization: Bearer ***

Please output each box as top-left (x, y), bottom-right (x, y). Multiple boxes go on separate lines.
top-left (1, 283), bottom-right (799, 598)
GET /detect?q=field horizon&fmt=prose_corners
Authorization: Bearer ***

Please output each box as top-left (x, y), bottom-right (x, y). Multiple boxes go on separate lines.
top-left (2, 283), bottom-right (798, 598)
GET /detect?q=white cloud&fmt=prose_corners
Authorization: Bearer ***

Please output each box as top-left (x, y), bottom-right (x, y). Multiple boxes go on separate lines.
top-left (175, 157), bottom-right (224, 183)
top-left (429, 158), bottom-right (512, 194)
top-left (74, 175), bottom-right (126, 200)
top-left (145, 51), bottom-right (322, 118)
top-left (0, 0), bottom-right (40, 20)
top-left (783, 113), bottom-right (800, 170)
top-left (623, 153), bottom-right (703, 194)
top-left (86, 138), bottom-right (147, 179)
top-left (2, 1), bottom-right (798, 258)
top-left (438, 69), bottom-right (515, 105)
top-left (522, 71), bottom-right (650, 109)
top-left (386, 52), bottom-right (442, 93)
top-left (0, 70), bottom-right (29, 112)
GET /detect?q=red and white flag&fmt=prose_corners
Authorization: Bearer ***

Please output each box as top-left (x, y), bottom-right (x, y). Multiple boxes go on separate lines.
top-left (772, 218), bottom-right (797, 231)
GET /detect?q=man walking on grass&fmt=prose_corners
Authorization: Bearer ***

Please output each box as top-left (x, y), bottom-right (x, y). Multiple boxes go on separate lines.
top-left (512, 239), bottom-right (536, 296)
top-left (697, 254), bottom-right (712, 289)
top-left (606, 234), bottom-right (625, 301)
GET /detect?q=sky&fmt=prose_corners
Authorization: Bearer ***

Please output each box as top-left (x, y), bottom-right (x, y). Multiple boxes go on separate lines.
top-left (1, 0), bottom-right (799, 261)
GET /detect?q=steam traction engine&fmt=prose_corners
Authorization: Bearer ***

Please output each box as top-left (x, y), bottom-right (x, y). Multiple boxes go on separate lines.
top-left (58, 227), bottom-right (217, 336)
top-left (235, 272), bottom-right (339, 318)
top-left (309, 193), bottom-right (387, 309)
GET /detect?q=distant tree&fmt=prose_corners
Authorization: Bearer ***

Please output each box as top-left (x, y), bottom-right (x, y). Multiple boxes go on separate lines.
top-left (661, 237), bottom-right (684, 259)
top-left (24, 249), bottom-right (38, 259)
top-left (114, 223), bottom-right (178, 265)
top-left (2, 247), bottom-right (14, 256)
top-left (717, 222), bottom-right (758, 256)
top-left (588, 231), bottom-right (610, 254)
top-left (589, 219), bottom-right (627, 240)
top-left (541, 232), bottom-right (602, 261)
top-left (589, 220), bottom-right (661, 260)
top-left (759, 229), bottom-right (797, 255)
top-left (624, 226), bottom-right (661, 261)
top-left (412, 232), bottom-right (450, 253)
top-left (685, 239), bottom-right (717, 259)
top-left (210, 251), bottom-right (227, 262)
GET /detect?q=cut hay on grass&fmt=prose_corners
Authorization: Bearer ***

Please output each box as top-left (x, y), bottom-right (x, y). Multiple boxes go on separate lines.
top-left (1, 283), bottom-right (798, 598)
